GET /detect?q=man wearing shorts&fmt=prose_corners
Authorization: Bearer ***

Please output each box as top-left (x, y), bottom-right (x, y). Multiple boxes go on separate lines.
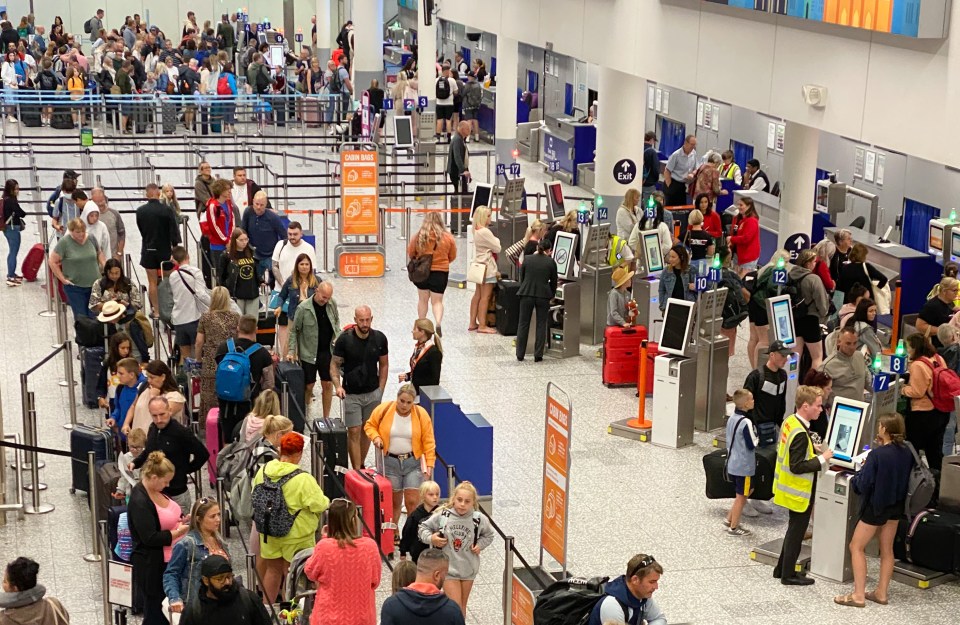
top-left (287, 282), bottom-right (340, 420)
top-left (332, 305), bottom-right (389, 470)
top-left (434, 64), bottom-right (458, 139)
top-left (168, 246), bottom-right (209, 363)
top-left (136, 183), bottom-right (181, 313)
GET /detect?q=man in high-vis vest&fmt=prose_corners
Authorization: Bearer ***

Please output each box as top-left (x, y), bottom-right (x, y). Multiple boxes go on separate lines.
top-left (772, 385), bottom-right (834, 585)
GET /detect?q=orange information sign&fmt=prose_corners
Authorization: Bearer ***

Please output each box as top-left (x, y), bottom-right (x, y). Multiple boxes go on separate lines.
top-left (337, 250), bottom-right (386, 278)
top-left (511, 573), bottom-right (535, 625)
top-left (541, 385), bottom-right (572, 569)
top-left (340, 150), bottom-right (379, 237)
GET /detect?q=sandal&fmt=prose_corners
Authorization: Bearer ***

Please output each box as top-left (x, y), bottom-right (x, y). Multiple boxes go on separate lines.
top-left (865, 591), bottom-right (888, 605)
top-left (467, 326), bottom-right (478, 332)
top-left (477, 327), bottom-right (497, 334)
top-left (833, 594), bottom-right (865, 608)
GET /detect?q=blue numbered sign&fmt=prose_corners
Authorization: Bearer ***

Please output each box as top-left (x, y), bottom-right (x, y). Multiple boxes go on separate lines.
top-left (576, 210), bottom-right (590, 225)
top-left (383, 98), bottom-right (394, 111)
top-left (708, 268), bottom-right (721, 282)
top-left (509, 163), bottom-right (521, 176)
top-left (890, 355), bottom-right (907, 375)
top-left (403, 99), bottom-right (415, 111)
top-left (597, 207), bottom-right (608, 221)
top-left (496, 164), bottom-right (506, 176)
top-left (257, 23), bottom-right (265, 32)
top-left (418, 96), bottom-right (428, 108)
top-left (773, 269), bottom-right (788, 285)
top-left (695, 276), bottom-right (709, 293)
top-left (549, 160), bottom-right (560, 172)
top-left (295, 33), bottom-right (303, 42)
top-left (275, 34), bottom-right (284, 43)
top-left (872, 372), bottom-right (891, 393)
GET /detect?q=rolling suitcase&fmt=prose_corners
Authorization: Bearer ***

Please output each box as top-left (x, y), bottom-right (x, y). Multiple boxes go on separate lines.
top-left (206, 407), bottom-right (221, 485)
top-left (80, 346), bottom-right (106, 409)
top-left (276, 362), bottom-right (306, 433)
top-left (894, 509), bottom-right (960, 573)
top-left (702, 445), bottom-right (776, 500)
top-left (312, 417), bottom-right (349, 497)
top-left (21, 244), bottom-right (45, 281)
top-left (51, 111), bottom-right (74, 129)
top-left (343, 468), bottom-right (394, 556)
top-left (256, 315), bottom-right (276, 348)
top-left (161, 101), bottom-right (177, 134)
top-left (70, 424), bottom-right (115, 494)
top-left (95, 460), bottom-right (122, 523)
top-left (602, 326), bottom-right (647, 387)
top-left (495, 280), bottom-right (521, 336)
top-left (20, 104), bottom-right (42, 127)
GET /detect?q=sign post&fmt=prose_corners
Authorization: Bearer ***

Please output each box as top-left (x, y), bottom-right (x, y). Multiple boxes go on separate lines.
top-left (540, 383), bottom-right (572, 576)
top-left (336, 148), bottom-right (386, 277)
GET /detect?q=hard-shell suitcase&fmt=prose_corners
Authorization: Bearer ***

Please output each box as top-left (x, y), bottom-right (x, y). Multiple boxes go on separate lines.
top-left (95, 459), bottom-right (122, 523)
top-left (495, 280), bottom-right (521, 336)
top-left (161, 101), bottom-right (177, 134)
top-left (343, 468), bottom-right (394, 556)
top-left (256, 315), bottom-right (276, 348)
top-left (205, 407), bottom-right (221, 485)
top-left (21, 244), bottom-right (45, 281)
top-left (894, 509), bottom-right (960, 573)
top-left (80, 346), bottom-right (106, 409)
top-left (70, 424), bottom-right (115, 493)
top-left (940, 455), bottom-right (960, 513)
top-left (276, 362), bottom-right (306, 433)
top-left (312, 417), bottom-right (349, 497)
top-left (20, 104), bottom-right (42, 127)
top-left (702, 445), bottom-right (776, 501)
top-left (602, 326), bottom-right (647, 387)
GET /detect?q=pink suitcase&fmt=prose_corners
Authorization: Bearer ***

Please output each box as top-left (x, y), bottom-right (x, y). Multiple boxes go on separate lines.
top-left (343, 468), bottom-right (394, 556)
top-left (205, 407), bottom-right (220, 485)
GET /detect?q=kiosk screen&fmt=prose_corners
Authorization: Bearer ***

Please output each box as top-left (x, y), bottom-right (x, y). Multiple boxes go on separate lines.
top-left (643, 232), bottom-right (664, 273)
top-left (553, 231), bottom-right (577, 279)
top-left (827, 400), bottom-right (868, 467)
top-left (660, 299), bottom-right (694, 356)
top-left (952, 229), bottom-right (960, 263)
top-left (770, 297), bottom-right (796, 347)
top-left (471, 184), bottom-right (492, 217)
top-left (545, 181), bottom-right (566, 220)
top-left (930, 222), bottom-right (944, 254)
top-left (394, 116), bottom-right (414, 148)
top-left (269, 44), bottom-right (285, 70)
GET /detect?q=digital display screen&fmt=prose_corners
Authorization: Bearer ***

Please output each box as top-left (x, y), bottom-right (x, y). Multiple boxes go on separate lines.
top-left (394, 116), bottom-right (413, 148)
top-left (269, 44), bottom-right (284, 69)
top-left (770, 298), bottom-right (796, 346)
top-left (930, 223), bottom-right (944, 253)
top-left (828, 403), bottom-right (864, 462)
top-left (643, 232), bottom-right (663, 273)
top-left (471, 184), bottom-right (492, 216)
top-left (660, 300), bottom-right (693, 356)
top-left (553, 232), bottom-right (577, 279)
top-left (545, 182), bottom-right (565, 220)
top-left (952, 230), bottom-right (960, 262)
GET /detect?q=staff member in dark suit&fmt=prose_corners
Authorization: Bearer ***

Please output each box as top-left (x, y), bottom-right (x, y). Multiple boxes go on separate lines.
top-left (447, 121), bottom-right (471, 234)
top-left (516, 238), bottom-right (559, 362)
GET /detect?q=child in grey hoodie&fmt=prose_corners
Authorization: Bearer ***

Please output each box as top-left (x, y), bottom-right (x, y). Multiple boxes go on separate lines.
top-left (418, 480), bottom-right (493, 613)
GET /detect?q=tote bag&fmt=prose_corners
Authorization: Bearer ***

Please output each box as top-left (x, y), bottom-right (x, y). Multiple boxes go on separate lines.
top-left (466, 261), bottom-right (486, 285)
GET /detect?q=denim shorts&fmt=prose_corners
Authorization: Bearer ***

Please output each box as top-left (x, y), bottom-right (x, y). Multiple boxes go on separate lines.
top-left (383, 453), bottom-right (424, 491)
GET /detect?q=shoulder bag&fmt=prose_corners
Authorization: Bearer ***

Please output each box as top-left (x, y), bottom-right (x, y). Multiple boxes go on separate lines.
top-left (864, 263), bottom-right (892, 315)
top-left (466, 261), bottom-right (487, 285)
top-left (407, 239), bottom-right (435, 284)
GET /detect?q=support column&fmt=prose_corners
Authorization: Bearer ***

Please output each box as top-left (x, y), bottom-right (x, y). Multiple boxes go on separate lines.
top-left (777, 121), bottom-right (820, 248)
top-left (494, 35), bottom-right (519, 167)
top-left (315, 0), bottom-right (332, 62)
top-left (594, 67), bottom-right (647, 221)
top-left (418, 0), bottom-right (437, 102)
top-left (351, 0), bottom-right (384, 95)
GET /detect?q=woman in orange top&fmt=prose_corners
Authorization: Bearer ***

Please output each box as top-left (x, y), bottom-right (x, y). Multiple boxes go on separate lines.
top-left (407, 211), bottom-right (457, 336)
top-left (364, 383), bottom-right (436, 527)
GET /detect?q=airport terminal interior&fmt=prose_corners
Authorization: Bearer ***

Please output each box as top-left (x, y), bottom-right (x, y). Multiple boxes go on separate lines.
top-left (3, 1), bottom-right (960, 625)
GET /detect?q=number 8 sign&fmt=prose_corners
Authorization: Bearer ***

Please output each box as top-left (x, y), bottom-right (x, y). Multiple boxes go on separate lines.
top-left (890, 355), bottom-right (907, 375)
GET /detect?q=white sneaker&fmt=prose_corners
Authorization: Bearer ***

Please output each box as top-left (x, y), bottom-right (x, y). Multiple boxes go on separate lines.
top-left (7, 116), bottom-right (18, 123)
top-left (752, 500), bottom-right (774, 514)
top-left (741, 501), bottom-right (760, 517)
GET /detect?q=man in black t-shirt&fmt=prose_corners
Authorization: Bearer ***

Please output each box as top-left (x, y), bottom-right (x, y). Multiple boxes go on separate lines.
top-left (332, 305), bottom-right (389, 469)
top-left (642, 131), bottom-right (660, 202)
top-left (917, 277), bottom-right (958, 348)
top-left (215, 315), bottom-right (275, 444)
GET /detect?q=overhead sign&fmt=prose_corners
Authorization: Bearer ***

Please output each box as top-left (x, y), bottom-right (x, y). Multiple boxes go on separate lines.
top-left (340, 150), bottom-right (379, 236)
top-left (784, 232), bottom-right (811, 261)
top-left (613, 158), bottom-right (637, 184)
top-left (541, 383), bottom-right (572, 570)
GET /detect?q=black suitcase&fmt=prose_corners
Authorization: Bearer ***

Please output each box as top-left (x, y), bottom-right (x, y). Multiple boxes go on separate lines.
top-left (20, 104), bottom-right (42, 127)
top-left (276, 362), bottom-right (306, 433)
top-left (702, 446), bottom-right (776, 500)
top-left (50, 111), bottom-right (74, 129)
top-left (894, 509), bottom-right (960, 573)
top-left (312, 417), bottom-right (349, 497)
top-left (256, 315), bottom-right (276, 348)
top-left (75, 316), bottom-right (106, 347)
top-left (495, 280), bottom-right (521, 336)
top-left (80, 346), bottom-right (106, 409)
top-left (161, 101), bottom-right (177, 134)
top-left (70, 424), bottom-right (115, 493)
top-left (95, 459), bottom-right (122, 523)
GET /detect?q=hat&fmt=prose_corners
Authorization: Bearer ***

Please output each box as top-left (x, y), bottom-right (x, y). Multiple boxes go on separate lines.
top-left (97, 301), bottom-right (126, 323)
top-left (768, 340), bottom-right (793, 356)
top-left (612, 266), bottom-right (635, 289)
top-left (63, 169), bottom-right (80, 179)
top-left (200, 555), bottom-right (233, 578)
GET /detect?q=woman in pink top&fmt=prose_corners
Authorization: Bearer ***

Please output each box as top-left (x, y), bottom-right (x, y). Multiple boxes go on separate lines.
top-left (304, 498), bottom-right (381, 625)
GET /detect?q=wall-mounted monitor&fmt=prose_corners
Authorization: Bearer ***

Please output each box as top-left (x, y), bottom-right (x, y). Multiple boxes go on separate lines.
top-left (825, 397), bottom-right (870, 470)
top-left (951, 227), bottom-right (960, 264)
top-left (767, 294), bottom-right (796, 347)
top-left (553, 231), bottom-right (578, 280)
top-left (641, 230), bottom-right (664, 276)
top-left (929, 219), bottom-right (945, 256)
top-left (393, 116), bottom-right (414, 148)
top-left (659, 298), bottom-right (695, 357)
top-left (544, 181), bottom-right (565, 221)
top-left (471, 184), bottom-right (492, 218)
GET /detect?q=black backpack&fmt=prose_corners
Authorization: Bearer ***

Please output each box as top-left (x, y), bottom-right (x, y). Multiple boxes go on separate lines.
top-left (84, 19), bottom-right (93, 34)
top-left (251, 469), bottom-right (303, 542)
top-left (533, 577), bottom-right (628, 625)
top-left (786, 272), bottom-right (814, 318)
top-left (38, 71), bottom-right (59, 92)
top-left (435, 76), bottom-right (451, 100)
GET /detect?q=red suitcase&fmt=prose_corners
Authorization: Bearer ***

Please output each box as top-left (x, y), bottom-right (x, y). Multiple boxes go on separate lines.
top-left (343, 468), bottom-right (394, 557)
top-left (205, 407), bottom-right (220, 485)
top-left (603, 326), bottom-right (658, 395)
top-left (21, 243), bottom-right (45, 281)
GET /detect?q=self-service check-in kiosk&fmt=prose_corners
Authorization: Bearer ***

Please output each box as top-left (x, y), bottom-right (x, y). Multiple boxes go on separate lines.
top-left (631, 230), bottom-right (665, 342)
top-left (766, 293), bottom-right (801, 412)
top-left (528, 230), bottom-right (580, 359)
top-left (651, 298), bottom-right (697, 449)
top-left (694, 285), bottom-right (729, 432)
top-left (579, 223), bottom-right (613, 345)
top-left (949, 225), bottom-right (960, 266)
top-left (491, 178), bottom-right (528, 278)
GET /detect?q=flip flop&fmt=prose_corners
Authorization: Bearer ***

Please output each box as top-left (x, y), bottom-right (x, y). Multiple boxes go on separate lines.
top-left (865, 591), bottom-right (888, 605)
top-left (833, 594), bottom-right (865, 608)
top-left (477, 327), bottom-right (497, 334)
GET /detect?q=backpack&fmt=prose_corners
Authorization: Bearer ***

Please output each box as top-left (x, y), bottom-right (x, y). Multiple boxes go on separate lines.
top-left (215, 338), bottom-right (262, 401)
top-left (435, 76), bottom-right (451, 100)
top-left (251, 469), bottom-right (303, 541)
top-left (532, 576), bottom-right (628, 625)
top-left (786, 272), bottom-right (814, 318)
top-left (38, 71), bottom-right (58, 92)
top-left (328, 67), bottom-right (343, 94)
top-left (157, 276), bottom-right (174, 325)
top-left (84, 19), bottom-right (93, 34)
top-left (46, 187), bottom-right (63, 217)
top-left (903, 441), bottom-right (936, 517)
top-left (918, 356), bottom-right (960, 413)
top-left (217, 74), bottom-right (231, 96)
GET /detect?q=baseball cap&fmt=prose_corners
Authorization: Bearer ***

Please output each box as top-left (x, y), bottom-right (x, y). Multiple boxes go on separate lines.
top-left (200, 555), bottom-right (233, 578)
top-left (768, 340), bottom-right (792, 356)
top-left (63, 169), bottom-right (80, 179)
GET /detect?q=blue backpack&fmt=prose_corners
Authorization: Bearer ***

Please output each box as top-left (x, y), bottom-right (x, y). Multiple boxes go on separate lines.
top-left (216, 339), bottom-right (262, 401)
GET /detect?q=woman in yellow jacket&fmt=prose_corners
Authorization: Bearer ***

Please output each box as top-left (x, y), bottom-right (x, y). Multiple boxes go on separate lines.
top-left (364, 383), bottom-right (437, 532)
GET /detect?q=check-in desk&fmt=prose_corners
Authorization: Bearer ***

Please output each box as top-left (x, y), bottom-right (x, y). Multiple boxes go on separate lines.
top-left (539, 116), bottom-right (597, 186)
top-left (824, 226), bottom-right (937, 315)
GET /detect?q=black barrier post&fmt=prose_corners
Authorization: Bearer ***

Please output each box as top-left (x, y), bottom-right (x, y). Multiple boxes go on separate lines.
top-left (84, 451), bottom-right (102, 562)
top-left (216, 476), bottom-right (229, 538)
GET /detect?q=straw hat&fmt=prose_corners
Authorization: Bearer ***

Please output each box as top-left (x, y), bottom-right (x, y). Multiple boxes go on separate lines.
top-left (612, 266), bottom-right (635, 289)
top-left (97, 301), bottom-right (126, 323)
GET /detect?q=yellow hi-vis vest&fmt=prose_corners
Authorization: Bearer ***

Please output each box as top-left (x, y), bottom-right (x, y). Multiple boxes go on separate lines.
top-left (773, 414), bottom-right (815, 513)
top-left (608, 236), bottom-right (628, 267)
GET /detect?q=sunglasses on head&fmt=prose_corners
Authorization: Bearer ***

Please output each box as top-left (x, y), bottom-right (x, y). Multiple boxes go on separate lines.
top-left (629, 555), bottom-right (656, 579)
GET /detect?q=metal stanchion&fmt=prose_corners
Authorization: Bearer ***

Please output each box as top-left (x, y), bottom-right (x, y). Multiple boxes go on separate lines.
top-left (63, 341), bottom-right (78, 428)
top-left (282, 151), bottom-right (290, 211)
top-left (152, 316), bottom-right (161, 361)
top-left (52, 295), bottom-right (66, 349)
top-left (311, 436), bottom-right (323, 484)
top-left (23, 391), bottom-right (53, 513)
top-left (216, 477), bottom-right (229, 537)
top-left (281, 381), bottom-right (290, 418)
top-left (446, 463), bottom-right (457, 498)
top-left (84, 451), bottom-right (102, 561)
top-left (502, 535), bottom-right (515, 625)
top-left (320, 201), bottom-right (331, 274)
top-left (99, 520), bottom-right (111, 625)
top-left (246, 553), bottom-right (257, 593)
top-left (38, 225), bottom-right (56, 317)
top-left (16, 376), bottom-right (43, 472)
top-left (398, 182), bottom-right (408, 241)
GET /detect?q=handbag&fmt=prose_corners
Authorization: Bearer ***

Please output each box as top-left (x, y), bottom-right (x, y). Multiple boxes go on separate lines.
top-left (863, 264), bottom-right (892, 315)
top-left (466, 261), bottom-right (487, 285)
top-left (407, 253), bottom-right (433, 284)
top-left (134, 310), bottom-right (155, 348)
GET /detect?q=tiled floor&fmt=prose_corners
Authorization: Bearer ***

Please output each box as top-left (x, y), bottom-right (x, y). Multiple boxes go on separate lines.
top-left (1, 123), bottom-right (958, 625)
